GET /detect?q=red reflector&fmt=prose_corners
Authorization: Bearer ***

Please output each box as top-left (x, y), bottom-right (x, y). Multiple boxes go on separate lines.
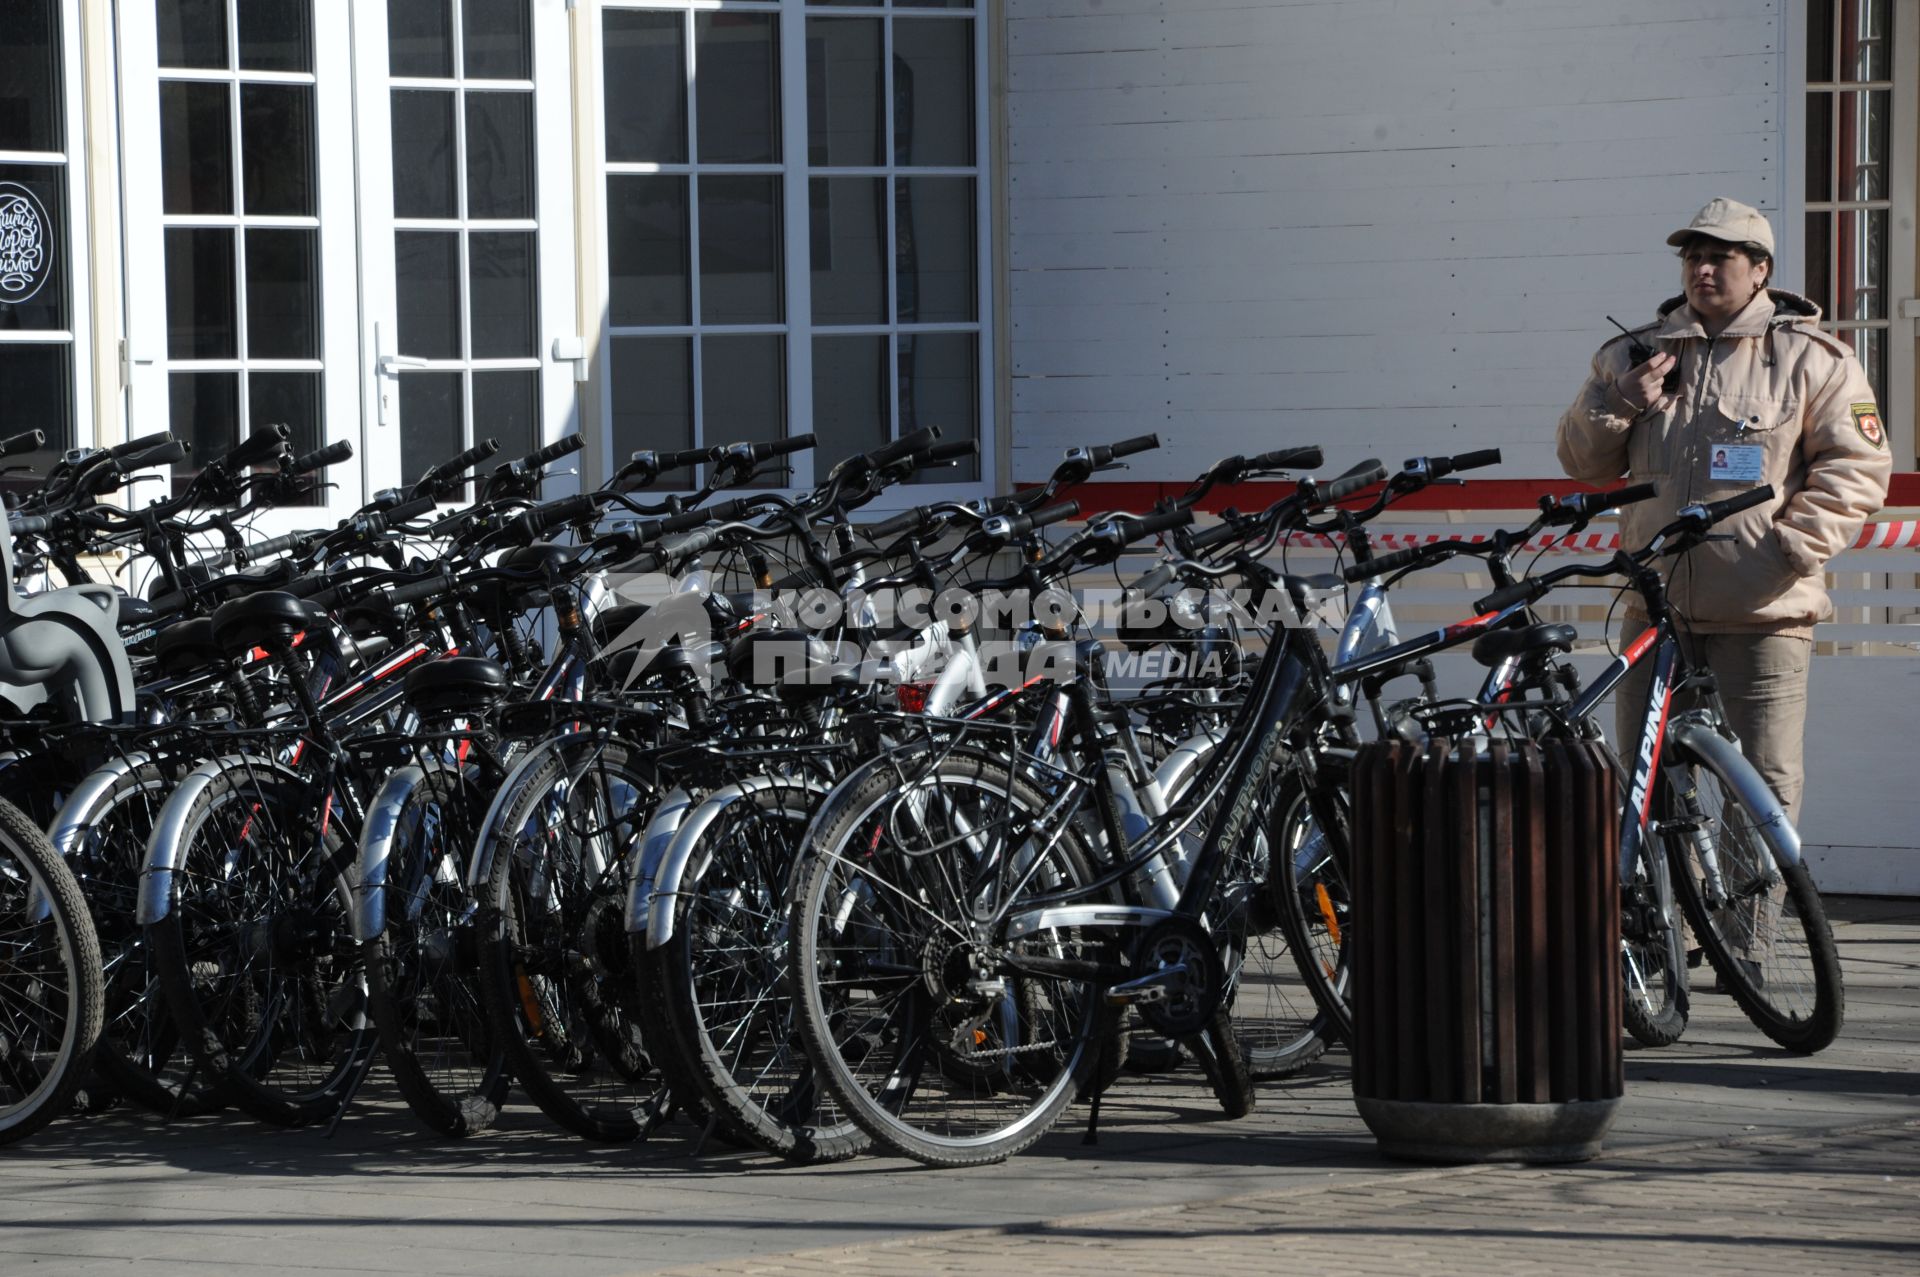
top-left (896, 682), bottom-right (933, 713)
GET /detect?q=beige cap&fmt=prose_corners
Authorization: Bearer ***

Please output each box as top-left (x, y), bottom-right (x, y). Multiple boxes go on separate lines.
top-left (1666, 198), bottom-right (1775, 254)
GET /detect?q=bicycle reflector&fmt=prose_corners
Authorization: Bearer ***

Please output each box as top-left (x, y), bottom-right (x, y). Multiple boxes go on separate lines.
top-left (896, 682), bottom-right (934, 713)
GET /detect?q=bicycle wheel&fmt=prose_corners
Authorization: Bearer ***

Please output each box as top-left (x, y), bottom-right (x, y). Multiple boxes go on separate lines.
top-left (1621, 831), bottom-right (1689, 1048)
top-left (476, 740), bottom-right (661, 1142)
top-left (147, 763), bottom-right (372, 1126)
top-left (640, 782), bottom-right (867, 1163)
top-left (365, 766), bottom-right (511, 1137)
top-left (1663, 755), bottom-right (1843, 1053)
top-left (1267, 769), bottom-right (1354, 1053)
top-left (790, 750), bottom-right (1114, 1167)
top-left (0, 797), bottom-right (103, 1145)
top-left (55, 760), bottom-right (227, 1115)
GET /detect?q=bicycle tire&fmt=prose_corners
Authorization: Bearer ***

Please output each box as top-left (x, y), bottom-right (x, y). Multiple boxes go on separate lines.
top-left (1664, 755), bottom-right (1842, 1053)
top-left (640, 783), bottom-right (868, 1163)
top-left (0, 797), bottom-right (103, 1145)
top-left (475, 740), bottom-right (661, 1142)
top-left (146, 763), bottom-right (371, 1126)
top-left (365, 766), bottom-right (512, 1137)
top-left (1183, 1004), bottom-right (1255, 1118)
top-left (791, 749), bottom-right (1115, 1167)
top-left (1621, 827), bottom-right (1689, 1048)
top-left (54, 760), bottom-right (227, 1116)
top-left (1267, 769), bottom-right (1353, 1057)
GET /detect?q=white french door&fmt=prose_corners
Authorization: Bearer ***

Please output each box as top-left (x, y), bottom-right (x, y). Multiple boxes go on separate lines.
top-left (119, 0), bottom-right (578, 527)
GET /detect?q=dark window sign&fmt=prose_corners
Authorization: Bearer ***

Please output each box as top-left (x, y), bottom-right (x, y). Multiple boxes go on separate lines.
top-left (0, 166), bottom-right (68, 332)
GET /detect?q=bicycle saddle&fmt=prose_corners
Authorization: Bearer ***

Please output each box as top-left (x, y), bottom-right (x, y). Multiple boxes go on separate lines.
top-left (727, 628), bottom-right (847, 698)
top-left (154, 617), bottom-right (220, 677)
top-left (405, 655), bottom-right (510, 715)
top-left (1471, 622), bottom-right (1575, 667)
top-left (210, 590), bottom-right (324, 655)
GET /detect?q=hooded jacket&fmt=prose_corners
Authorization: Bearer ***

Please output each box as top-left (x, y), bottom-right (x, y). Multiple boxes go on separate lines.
top-left (1556, 288), bottom-right (1891, 636)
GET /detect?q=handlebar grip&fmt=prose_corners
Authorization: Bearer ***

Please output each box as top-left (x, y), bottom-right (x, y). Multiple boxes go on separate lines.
top-left (1473, 581), bottom-right (1540, 614)
top-left (988, 499), bottom-right (1079, 540)
top-left (1342, 545), bottom-right (1429, 583)
top-left (1108, 434), bottom-right (1160, 460)
top-left (138, 441), bottom-right (191, 468)
top-left (657, 446), bottom-right (712, 469)
top-left (386, 572), bottom-right (453, 609)
top-left (109, 430), bottom-right (173, 459)
top-left (867, 505), bottom-right (932, 540)
top-left (433, 439), bottom-right (502, 483)
top-left (522, 434), bottom-right (585, 469)
top-left (1599, 481), bottom-right (1660, 511)
top-left (1130, 507), bottom-right (1194, 540)
top-left (241, 530), bottom-right (313, 563)
top-left (1320, 460), bottom-right (1388, 504)
top-left (1249, 445), bottom-right (1324, 471)
top-left (522, 493), bottom-right (598, 537)
top-left (1698, 484), bottom-right (1776, 525)
top-left (289, 439), bottom-right (354, 474)
top-left (1128, 563), bottom-right (1177, 598)
top-left (1446, 447), bottom-right (1502, 474)
top-left (918, 439), bottom-right (978, 465)
top-left (658, 528), bottom-right (717, 563)
top-left (385, 494), bottom-right (438, 527)
top-left (751, 431), bottom-right (817, 462)
top-left (869, 426), bottom-right (940, 470)
top-left (1186, 518), bottom-right (1246, 553)
top-left (660, 497), bottom-right (743, 535)
top-left (7, 514), bottom-right (49, 536)
top-left (224, 424), bottom-right (293, 470)
top-left (0, 430), bottom-right (45, 458)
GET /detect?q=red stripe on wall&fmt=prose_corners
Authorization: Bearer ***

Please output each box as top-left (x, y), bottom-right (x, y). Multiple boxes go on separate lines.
top-left (1042, 473), bottom-right (1920, 513)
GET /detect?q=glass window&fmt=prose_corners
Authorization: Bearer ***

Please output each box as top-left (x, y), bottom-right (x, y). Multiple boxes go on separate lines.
top-left (604, 10), bottom-right (686, 164)
top-left (0, 2), bottom-right (63, 153)
top-left (0, 164), bottom-right (69, 333)
top-left (696, 14), bottom-right (780, 165)
top-left (610, 336), bottom-right (693, 456)
top-left (390, 0), bottom-right (454, 78)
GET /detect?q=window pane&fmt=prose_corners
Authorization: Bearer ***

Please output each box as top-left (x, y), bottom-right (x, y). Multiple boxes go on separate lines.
top-left (0, 1), bottom-right (63, 153)
top-left (1837, 207), bottom-right (1886, 322)
top-left (812, 335), bottom-right (887, 477)
top-left (238, 0), bottom-right (312, 73)
top-left (1803, 211), bottom-right (1832, 317)
top-left (610, 336), bottom-right (693, 462)
top-left (463, 0), bottom-right (532, 80)
top-left (469, 231), bottom-right (536, 359)
top-left (157, 0), bottom-right (227, 70)
top-left (897, 332), bottom-right (976, 481)
top-left (245, 228), bottom-right (318, 359)
top-left (1835, 89), bottom-right (1890, 202)
top-left (895, 177), bottom-right (974, 322)
top-left (1805, 93), bottom-right (1832, 202)
top-left (160, 81), bottom-right (233, 215)
top-left (0, 164), bottom-right (68, 332)
top-left (810, 177), bottom-right (886, 324)
top-left (472, 369), bottom-right (538, 462)
top-left (1839, 0), bottom-right (1890, 81)
top-left (248, 371), bottom-right (321, 464)
top-left (806, 19), bottom-right (883, 166)
top-left (702, 335), bottom-right (785, 479)
top-left (396, 230), bottom-right (461, 359)
top-left (895, 0), bottom-right (974, 7)
top-left (700, 175), bottom-right (782, 325)
top-left (608, 175), bottom-right (689, 326)
top-left (1844, 328), bottom-right (1887, 408)
top-left (399, 372), bottom-right (464, 485)
top-left (1808, 0), bottom-right (1835, 81)
top-left (603, 10), bottom-right (686, 164)
top-left (168, 370), bottom-right (239, 491)
top-left (390, 0), bottom-right (454, 77)
top-left (165, 227), bottom-right (236, 359)
top-left (465, 91), bottom-right (535, 220)
top-left (0, 344), bottom-right (71, 466)
top-left (241, 84), bottom-right (315, 216)
top-left (892, 19), bottom-right (973, 166)
top-left (696, 13), bottom-right (779, 164)
top-left (392, 90), bottom-right (457, 219)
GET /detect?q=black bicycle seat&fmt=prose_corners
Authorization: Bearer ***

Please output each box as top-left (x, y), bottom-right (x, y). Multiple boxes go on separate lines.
top-left (1471, 622), bottom-right (1576, 668)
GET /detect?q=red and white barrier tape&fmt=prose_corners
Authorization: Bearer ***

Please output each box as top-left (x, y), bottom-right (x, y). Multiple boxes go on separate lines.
top-left (1273, 519), bottom-right (1920, 556)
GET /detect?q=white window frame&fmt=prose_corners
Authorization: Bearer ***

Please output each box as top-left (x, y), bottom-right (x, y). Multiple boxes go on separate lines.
top-left (588, 0), bottom-right (994, 506)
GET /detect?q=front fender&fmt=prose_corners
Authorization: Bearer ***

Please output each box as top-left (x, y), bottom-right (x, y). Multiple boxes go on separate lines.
top-left (624, 787), bottom-right (697, 937)
top-left (1666, 717), bottom-right (1801, 866)
top-left (47, 752), bottom-right (152, 858)
top-left (641, 775), bottom-right (830, 950)
top-left (351, 764), bottom-right (428, 942)
top-left (137, 755), bottom-right (291, 925)
top-left (465, 736), bottom-right (575, 891)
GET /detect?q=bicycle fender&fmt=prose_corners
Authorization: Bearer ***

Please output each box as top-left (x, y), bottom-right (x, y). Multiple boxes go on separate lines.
top-left (47, 752), bottom-right (152, 858)
top-left (465, 737), bottom-right (572, 891)
top-left (1665, 717), bottom-right (1802, 867)
top-left (624, 786), bottom-right (696, 939)
top-left (1151, 727), bottom-right (1226, 801)
top-left (352, 764), bottom-right (427, 942)
top-left (642, 776), bottom-right (831, 951)
top-left (137, 754), bottom-right (290, 925)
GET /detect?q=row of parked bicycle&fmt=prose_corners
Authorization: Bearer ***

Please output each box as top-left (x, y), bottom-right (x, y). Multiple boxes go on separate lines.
top-left (0, 421), bottom-right (1840, 1164)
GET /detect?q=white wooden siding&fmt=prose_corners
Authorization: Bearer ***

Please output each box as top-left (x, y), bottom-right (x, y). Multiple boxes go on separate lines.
top-left (1005, 0), bottom-right (1788, 482)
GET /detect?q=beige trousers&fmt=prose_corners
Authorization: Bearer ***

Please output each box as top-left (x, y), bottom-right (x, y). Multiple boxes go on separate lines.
top-left (1613, 620), bottom-right (1812, 825)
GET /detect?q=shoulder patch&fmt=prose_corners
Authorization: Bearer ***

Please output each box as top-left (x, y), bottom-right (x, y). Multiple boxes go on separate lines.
top-left (1851, 402), bottom-right (1886, 449)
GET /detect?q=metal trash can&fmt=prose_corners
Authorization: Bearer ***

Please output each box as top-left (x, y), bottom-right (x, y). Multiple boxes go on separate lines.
top-left (1350, 738), bottom-right (1623, 1163)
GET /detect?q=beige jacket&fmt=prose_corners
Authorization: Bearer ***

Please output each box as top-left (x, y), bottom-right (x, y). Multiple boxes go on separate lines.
top-left (1556, 289), bottom-right (1891, 636)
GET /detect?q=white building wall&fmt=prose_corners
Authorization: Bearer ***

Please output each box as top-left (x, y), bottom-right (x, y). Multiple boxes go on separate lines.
top-left (1004, 0), bottom-right (1789, 482)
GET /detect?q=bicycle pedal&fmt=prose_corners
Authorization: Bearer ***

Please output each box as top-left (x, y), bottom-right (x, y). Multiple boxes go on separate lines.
top-left (1650, 817), bottom-right (1707, 835)
top-left (1105, 963), bottom-right (1186, 1007)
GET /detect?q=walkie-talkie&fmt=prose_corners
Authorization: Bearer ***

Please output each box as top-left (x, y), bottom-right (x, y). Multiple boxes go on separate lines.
top-left (1608, 316), bottom-right (1682, 395)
